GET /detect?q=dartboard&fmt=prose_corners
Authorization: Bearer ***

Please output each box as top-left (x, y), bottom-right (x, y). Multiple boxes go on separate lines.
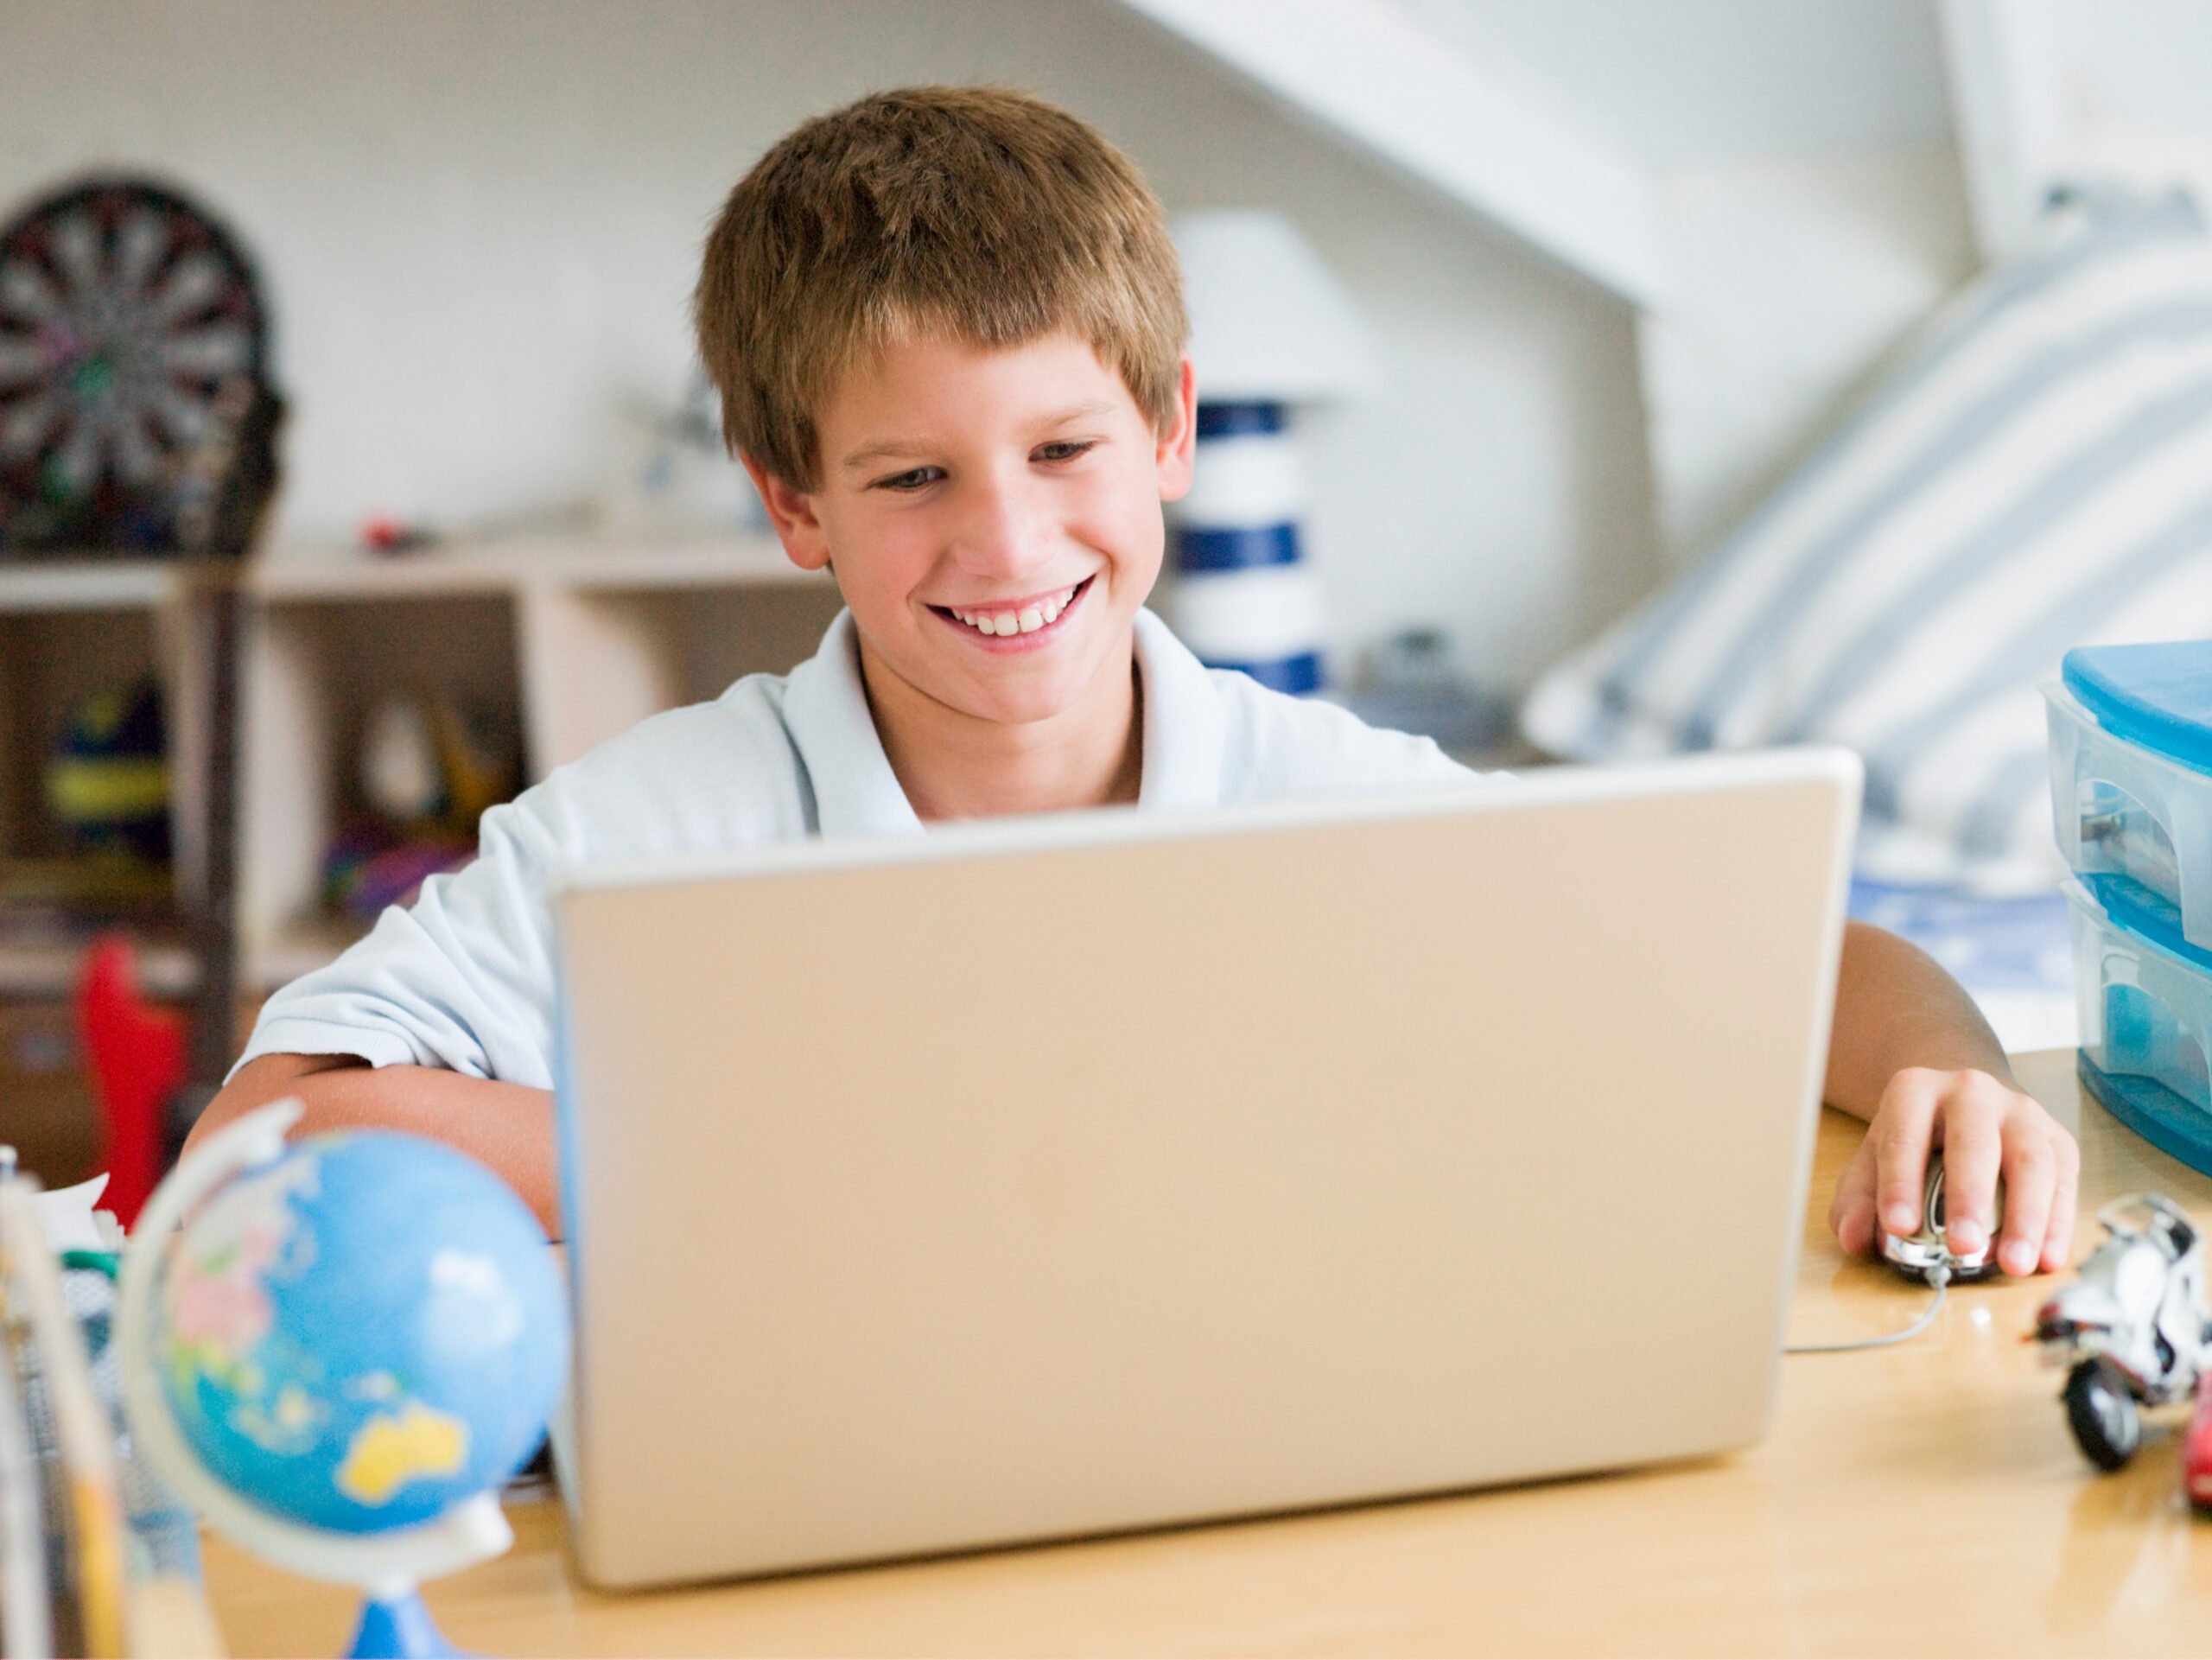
top-left (0, 179), bottom-right (267, 554)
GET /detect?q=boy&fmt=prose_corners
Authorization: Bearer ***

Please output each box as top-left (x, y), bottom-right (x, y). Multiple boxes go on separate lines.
top-left (194, 86), bottom-right (2076, 1281)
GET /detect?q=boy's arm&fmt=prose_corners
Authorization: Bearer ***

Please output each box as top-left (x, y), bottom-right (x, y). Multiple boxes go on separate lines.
top-left (187, 1053), bottom-right (561, 1238)
top-left (1821, 919), bottom-right (2079, 1275)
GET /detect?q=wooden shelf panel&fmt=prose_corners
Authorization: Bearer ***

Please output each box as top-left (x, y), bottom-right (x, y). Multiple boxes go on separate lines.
top-left (0, 562), bottom-right (181, 613)
top-left (254, 532), bottom-right (818, 599)
top-left (0, 531), bottom-right (824, 610)
top-left (0, 935), bottom-right (199, 1000)
top-left (0, 919), bottom-right (359, 1000)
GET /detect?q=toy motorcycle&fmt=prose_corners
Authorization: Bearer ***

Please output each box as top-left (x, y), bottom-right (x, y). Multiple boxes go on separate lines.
top-left (2034, 1194), bottom-right (2212, 1477)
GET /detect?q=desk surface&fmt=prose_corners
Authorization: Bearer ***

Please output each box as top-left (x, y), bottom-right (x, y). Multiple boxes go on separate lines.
top-left (203, 1050), bottom-right (2212, 1657)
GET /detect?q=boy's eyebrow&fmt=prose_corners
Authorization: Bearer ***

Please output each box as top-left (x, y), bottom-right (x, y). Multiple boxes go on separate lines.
top-left (840, 437), bottom-right (934, 474)
top-left (837, 402), bottom-right (1122, 474)
top-left (1035, 399), bottom-right (1119, 427)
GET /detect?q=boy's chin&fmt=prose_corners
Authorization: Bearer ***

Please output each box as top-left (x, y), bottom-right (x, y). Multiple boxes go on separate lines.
top-left (939, 671), bottom-right (1100, 728)
top-left (947, 640), bottom-right (1140, 722)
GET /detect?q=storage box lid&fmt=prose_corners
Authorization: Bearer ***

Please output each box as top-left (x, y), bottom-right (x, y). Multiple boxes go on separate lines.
top-left (2062, 641), bottom-right (2212, 771)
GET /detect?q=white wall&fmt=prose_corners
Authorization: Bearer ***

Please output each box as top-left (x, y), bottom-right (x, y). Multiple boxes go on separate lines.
top-left (1640, 148), bottom-right (1975, 563)
top-left (1403, 0), bottom-right (1956, 165)
top-left (2057, 0), bottom-right (2212, 138)
top-left (2054, 0), bottom-right (2212, 207)
top-left (0, 0), bottom-right (1662, 690)
top-left (1408, 0), bottom-right (1977, 566)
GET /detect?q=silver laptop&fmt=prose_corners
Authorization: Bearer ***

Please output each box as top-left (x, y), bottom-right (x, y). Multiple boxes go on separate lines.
top-left (548, 747), bottom-right (1860, 1590)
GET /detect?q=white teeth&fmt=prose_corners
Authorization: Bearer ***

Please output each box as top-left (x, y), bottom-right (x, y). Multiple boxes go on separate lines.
top-left (949, 584), bottom-right (1081, 635)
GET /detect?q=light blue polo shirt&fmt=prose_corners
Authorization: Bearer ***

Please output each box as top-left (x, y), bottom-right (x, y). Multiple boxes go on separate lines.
top-left (237, 608), bottom-right (1485, 1091)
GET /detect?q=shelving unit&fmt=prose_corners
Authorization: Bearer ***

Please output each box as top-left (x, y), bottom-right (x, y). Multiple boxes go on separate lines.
top-left (0, 561), bottom-right (201, 938)
top-left (0, 531), bottom-right (839, 1003)
top-left (0, 563), bottom-right (192, 1183)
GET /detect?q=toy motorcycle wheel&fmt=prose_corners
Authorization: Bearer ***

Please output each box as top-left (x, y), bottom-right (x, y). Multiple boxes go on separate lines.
top-left (2065, 1358), bottom-right (2142, 1471)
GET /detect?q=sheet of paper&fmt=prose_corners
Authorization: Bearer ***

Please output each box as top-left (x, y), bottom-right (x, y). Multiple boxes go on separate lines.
top-left (32, 1173), bottom-right (113, 1255)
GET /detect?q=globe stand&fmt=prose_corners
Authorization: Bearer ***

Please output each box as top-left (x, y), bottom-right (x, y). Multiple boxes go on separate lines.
top-left (346, 1589), bottom-right (465, 1659)
top-left (117, 1102), bottom-right (516, 1659)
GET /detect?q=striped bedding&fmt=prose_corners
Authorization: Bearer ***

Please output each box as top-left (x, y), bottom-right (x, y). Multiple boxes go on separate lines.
top-left (1523, 188), bottom-right (2212, 898)
top-left (1847, 879), bottom-right (2076, 1053)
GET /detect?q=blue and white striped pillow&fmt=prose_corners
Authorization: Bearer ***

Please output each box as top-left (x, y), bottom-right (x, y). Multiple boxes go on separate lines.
top-left (1523, 189), bottom-right (2212, 894)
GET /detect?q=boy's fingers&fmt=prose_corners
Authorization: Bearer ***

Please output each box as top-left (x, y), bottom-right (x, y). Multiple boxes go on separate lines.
top-left (2041, 1129), bottom-right (2082, 1272)
top-left (1938, 1077), bottom-right (2005, 1256)
top-left (1994, 1116), bottom-right (2055, 1277)
top-left (1872, 1076), bottom-right (1941, 1238)
top-left (1830, 1138), bottom-right (1879, 1256)
top-left (1844, 1074), bottom-right (2082, 1274)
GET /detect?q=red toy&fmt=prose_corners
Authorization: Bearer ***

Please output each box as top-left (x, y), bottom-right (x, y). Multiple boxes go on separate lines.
top-left (74, 933), bottom-right (186, 1227)
top-left (359, 513), bottom-right (436, 555)
top-left (2187, 1373), bottom-right (2212, 1511)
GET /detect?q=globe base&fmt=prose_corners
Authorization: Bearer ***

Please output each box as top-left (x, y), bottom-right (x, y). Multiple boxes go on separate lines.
top-left (346, 1589), bottom-right (469, 1660)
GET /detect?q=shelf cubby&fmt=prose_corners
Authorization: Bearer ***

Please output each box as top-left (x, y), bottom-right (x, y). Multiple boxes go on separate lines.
top-left (1, 531), bottom-right (838, 999)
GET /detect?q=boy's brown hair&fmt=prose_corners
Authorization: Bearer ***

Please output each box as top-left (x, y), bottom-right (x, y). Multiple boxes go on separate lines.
top-left (695, 86), bottom-right (1186, 489)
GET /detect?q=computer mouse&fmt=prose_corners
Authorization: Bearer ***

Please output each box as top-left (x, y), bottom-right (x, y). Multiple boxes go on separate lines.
top-left (1881, 1153), bottom-right (2005, 1282)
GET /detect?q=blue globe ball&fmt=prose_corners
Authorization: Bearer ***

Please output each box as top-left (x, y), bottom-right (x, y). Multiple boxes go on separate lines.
top-left (151, 1131), bottom-right (568, 1534)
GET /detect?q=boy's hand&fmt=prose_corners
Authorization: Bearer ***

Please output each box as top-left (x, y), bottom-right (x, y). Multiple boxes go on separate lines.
top-left (1827, 1066), bottom-right (2079, 1275)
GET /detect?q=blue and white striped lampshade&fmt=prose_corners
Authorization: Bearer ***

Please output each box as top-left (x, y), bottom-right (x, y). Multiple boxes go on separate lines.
top-left (1166, 402), bottom-right (1325, 696)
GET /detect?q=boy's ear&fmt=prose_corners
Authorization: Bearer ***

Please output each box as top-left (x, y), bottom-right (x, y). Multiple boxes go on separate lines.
top-left (1154, 353), bottom-right (1198, 503)
top-left (741, 454), bottom-right (834, 572)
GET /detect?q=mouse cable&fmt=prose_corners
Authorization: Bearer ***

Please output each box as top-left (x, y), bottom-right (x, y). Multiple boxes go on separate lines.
top-left (1784, 1264), bottom-right (1950, 1354)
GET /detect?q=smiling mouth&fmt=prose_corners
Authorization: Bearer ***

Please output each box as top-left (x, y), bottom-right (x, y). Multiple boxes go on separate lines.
top-left (931, 576), bottom-right (1093, 639)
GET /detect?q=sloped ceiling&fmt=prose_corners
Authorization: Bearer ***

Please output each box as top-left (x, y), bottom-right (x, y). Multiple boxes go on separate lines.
top-left (1112, 0), bottom-right (1668, 308)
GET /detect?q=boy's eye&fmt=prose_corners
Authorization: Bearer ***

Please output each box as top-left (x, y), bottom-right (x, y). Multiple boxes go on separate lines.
top-left (1033, 440), bottom-right (1097, 464)
top-left (871, 466), bottom-right (944, 493)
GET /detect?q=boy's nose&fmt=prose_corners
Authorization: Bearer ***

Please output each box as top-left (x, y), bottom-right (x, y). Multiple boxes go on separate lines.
top-left (947, 475), bottom-right (1053, 581)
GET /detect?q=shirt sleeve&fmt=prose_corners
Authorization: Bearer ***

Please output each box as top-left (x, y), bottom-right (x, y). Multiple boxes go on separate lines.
top-left (229, 676), bottom-right (815, 1094)
top-left (231, 787), bottom-right (573, 1091)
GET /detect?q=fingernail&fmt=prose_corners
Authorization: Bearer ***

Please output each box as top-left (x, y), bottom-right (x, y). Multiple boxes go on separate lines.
top-left (1884, 1204), bottom-right (1918, 1232)
top-left (2004, 1241), bottom-right (2037, 1275)
top-left (1948, 1220), bottom-right (1986, 1252)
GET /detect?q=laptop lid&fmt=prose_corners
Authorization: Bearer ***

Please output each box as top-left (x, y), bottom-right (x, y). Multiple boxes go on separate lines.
top-left (550, 747), bottom-right (1860, 1588)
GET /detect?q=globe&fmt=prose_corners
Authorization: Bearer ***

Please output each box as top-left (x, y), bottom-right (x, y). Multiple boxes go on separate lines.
top-left (147, 1129), bottom-right (568, 1535)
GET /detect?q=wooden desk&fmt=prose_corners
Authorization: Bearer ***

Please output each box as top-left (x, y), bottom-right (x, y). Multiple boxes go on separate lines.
top-left (204, 1050), bottom-right (2212, 1656)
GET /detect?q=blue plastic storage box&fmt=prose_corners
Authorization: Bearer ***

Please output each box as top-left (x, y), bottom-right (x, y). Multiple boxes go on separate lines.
top-left (2069, 875), bottom-right (2212, 1175)
top-left (2046, 641), bottom-right (2212, 954)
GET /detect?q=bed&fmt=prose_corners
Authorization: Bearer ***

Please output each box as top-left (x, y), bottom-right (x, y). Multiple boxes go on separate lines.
top-left (1522, 187), bottom-right (2212, 1059)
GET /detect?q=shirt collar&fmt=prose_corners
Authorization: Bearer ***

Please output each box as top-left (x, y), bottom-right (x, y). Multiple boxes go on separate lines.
top-left (1132, 607), bottom-right (1226, 812)
top-left (779, 607), bottom-right (1226, 836)
top-left (779, 610), bottom-right (926, 840)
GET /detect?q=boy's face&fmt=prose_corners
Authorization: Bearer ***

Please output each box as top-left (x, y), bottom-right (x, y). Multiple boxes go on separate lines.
top-left (747, 332), bottom-right (1195, 733)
